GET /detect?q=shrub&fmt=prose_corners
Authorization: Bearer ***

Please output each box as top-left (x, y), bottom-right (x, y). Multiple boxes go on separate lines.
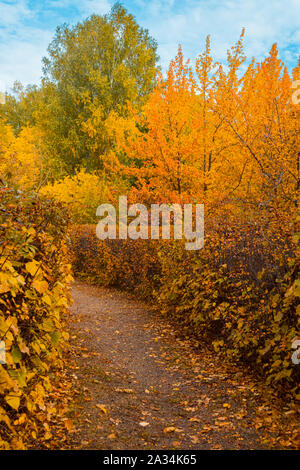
top-left (40, 169), bottom-right (112, 224)
top-left (0, 124), bottom-right (45, 191)
top-left (0, 186), bottom-right (72, 449)
top-left (70, 221), bottom-right (299, 399)
top-left (71, 224), bottom-right (161, 298)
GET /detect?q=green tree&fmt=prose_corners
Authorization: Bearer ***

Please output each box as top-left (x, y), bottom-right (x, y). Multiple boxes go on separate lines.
top-left (0, 81), bottom-right (41, 134)
top-left (41, 3), bottom-right (159, 173)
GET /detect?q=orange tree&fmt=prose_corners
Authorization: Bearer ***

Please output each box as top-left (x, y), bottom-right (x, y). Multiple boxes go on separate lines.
top-left (113, 47), bottom-right (203, 204)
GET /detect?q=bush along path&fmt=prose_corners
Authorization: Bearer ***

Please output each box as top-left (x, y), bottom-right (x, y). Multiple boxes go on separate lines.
top-left (62, 281), bottom-right (298, 450)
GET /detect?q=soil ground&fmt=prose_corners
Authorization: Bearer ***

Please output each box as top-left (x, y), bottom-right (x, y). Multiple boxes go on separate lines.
top-left (61, 280), bottom-right (298, 450)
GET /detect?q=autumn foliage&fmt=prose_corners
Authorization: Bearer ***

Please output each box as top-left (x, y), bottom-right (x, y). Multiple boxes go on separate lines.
top-left (0, 187), bottom-right (72, 449)
top-left (0, 5), bottom-right (299, 448)
top-left (111, 38), bottom-right (299, 214)
top-left (71, 220), bottom-right (299, 398)
top-left (70, 35), bottom-right (299, 399)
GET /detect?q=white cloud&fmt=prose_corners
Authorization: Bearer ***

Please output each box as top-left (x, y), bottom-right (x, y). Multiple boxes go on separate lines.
top-left (79, 0), bottom-right (111, 15)
top-left (0, 1), bottom-right (51, 90)
top-left (140, 0), bottom-right (300, 70)
top-left (0, 38), bottom-right (50, 91)
top-left (0, 0), bottom-right (32, 26)
top-left (0, 0), bottom-right (112, 91)
top-left (0, 0), bottom-right (299, 91)
top-left (45, 0), bottom-right (110, 16)
top-left (0, 27), bottom-right (53, 91)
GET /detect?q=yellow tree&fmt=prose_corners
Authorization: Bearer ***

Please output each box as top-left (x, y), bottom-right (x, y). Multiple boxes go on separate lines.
top-left (0, 121), bottom-right (14, 168)
top-left (0, 126), bottom-right (45, 190)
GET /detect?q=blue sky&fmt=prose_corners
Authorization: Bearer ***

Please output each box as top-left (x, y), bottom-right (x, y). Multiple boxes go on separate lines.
top-left (0, 0), bottom-right (299, 91)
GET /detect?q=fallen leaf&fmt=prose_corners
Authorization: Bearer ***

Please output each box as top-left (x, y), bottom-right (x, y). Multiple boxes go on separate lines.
top-left (139, 421), bottom-right (149, 427)
top-left (96, 404), bottom-right (107, 414)
top-left (163, 426), bottom-right (176, 433)
top-left (64, 419), bottom-right (74, 431)
top-left (172, 441), bottom-right (181, 447)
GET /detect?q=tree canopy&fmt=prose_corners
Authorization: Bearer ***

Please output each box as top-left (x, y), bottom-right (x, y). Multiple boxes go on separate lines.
top-left (41, 3), bottom-right (159, 172)
top-left (0, 3), bottom-right (159, 176)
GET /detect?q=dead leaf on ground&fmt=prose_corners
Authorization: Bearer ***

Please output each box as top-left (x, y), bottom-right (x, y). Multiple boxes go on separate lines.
top-left (95, 404), bottom-right (107, 414)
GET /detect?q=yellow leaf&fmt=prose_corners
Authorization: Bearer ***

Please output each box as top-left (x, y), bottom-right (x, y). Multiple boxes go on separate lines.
top-left (5, 394), bottom-right (20, 410)
top-left (115, 387), bottom-right (134, 393)
top-left (25, 260), bottom-right (39, 276)
top-left (163, 426), bottom-right (176, 433)
top-left (64, 418), bottom-right (74, 432)
top-left (0, 407), bottom-right (11, 428)
top-left (96, 404), bottom-right (107, 414)
top-left (18, 340), bottom-right (30, 355)
top-left (33, 279), bottom-right (49, 294)
top-left (42, 294), bottom-right (52, 306)
top-left (0, 282), bottom-right (10, 294)
top-left (62, 331), bottom-right (69, 340)
top-left (13, 414), bottom-right (26, 425)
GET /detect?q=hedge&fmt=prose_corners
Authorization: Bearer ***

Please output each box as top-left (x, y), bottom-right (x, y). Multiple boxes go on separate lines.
top-left (70, 222), bottom-right (299, 400)
top-left (0, 186), bottom-right (72, 449)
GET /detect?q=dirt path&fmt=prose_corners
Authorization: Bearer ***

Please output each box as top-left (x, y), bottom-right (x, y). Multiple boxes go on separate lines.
top-left (65, 280), bottom-right (296, 450)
